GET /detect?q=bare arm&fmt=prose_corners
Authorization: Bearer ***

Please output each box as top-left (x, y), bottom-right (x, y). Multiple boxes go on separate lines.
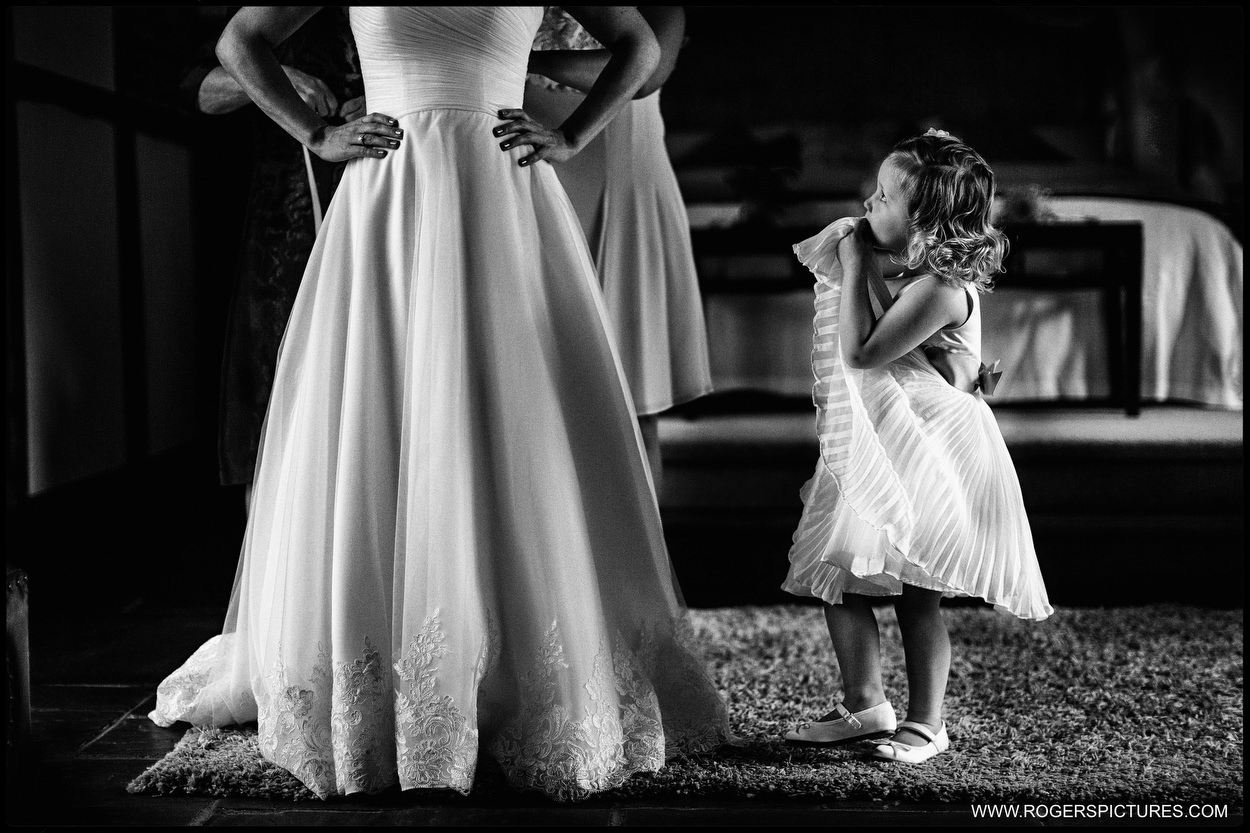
top-left (216, 7), bottom-right (401, 162)
top-left (837, 221), bottom-right (965, 369)
top-left (528, 7), bottom-right (684, 99)
top-left (197, 66), bottom-right (253, 114)
top-left (550, 6), bottom-right (660, 150)
top-left (197, 64), bottom-right (340, 117)
top-left (495, 6), bottom-right (659, 166)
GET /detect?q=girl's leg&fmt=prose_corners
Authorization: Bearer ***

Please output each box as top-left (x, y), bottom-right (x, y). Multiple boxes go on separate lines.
top-left (823, 594), bottom-right (887, 715)
top-left (892, 585), bottom-right (950, 744)
top-left (637, 414), bottom-right (662, 497)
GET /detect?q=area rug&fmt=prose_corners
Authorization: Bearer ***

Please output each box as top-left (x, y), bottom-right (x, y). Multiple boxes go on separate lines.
top-left (128, 604), bottom-right (1243, 808)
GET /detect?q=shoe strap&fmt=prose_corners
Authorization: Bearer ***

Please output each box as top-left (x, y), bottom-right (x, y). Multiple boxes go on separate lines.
top-left (834, 702), bottom-right (862, 730)
top-left (896, 720), bottom-right (939, 743)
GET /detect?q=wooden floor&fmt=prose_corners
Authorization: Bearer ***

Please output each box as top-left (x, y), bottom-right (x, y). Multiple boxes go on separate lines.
top-left (5, 404), bottom-right (1243, 826)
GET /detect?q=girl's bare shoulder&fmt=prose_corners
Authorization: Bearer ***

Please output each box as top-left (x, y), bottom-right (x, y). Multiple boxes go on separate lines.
top-left (896, 274), bottom-right (969, 324)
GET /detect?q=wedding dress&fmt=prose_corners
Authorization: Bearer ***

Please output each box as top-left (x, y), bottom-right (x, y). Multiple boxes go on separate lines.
top-left (150, 6), bottom-right (730, 801)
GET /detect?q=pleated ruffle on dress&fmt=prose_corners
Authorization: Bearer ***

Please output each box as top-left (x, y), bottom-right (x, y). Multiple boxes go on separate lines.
top-left (782, 219), bottom-right (1053, 621)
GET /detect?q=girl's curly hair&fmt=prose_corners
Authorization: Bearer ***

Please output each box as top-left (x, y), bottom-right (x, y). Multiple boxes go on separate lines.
top-left (887, 131), bottom-right (1008, 292)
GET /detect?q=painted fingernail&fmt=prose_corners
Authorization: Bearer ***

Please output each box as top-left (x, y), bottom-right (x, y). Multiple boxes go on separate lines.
top-left (519, 159), bottom-right (529, 166)
top-left (394, 129), bottom-right (403, 136)
top-left (389, 118), bottom-right (397, 125)
top-left (501, 142), bottom-right (511, 150)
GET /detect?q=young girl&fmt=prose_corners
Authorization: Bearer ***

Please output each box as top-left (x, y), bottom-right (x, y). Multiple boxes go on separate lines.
top-left (782, 129), bottom-right (1052, 764)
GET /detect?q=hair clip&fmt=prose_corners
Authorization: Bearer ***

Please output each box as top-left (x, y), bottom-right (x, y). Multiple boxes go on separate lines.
top-left (924, 127), bottom-right (951, 139)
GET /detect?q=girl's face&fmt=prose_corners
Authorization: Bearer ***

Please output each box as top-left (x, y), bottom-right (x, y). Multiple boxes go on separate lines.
top-left (862, 158), bottom-right (911, 252)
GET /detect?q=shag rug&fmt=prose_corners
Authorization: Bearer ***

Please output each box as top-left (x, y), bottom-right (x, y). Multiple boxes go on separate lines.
top-left (128, 604), bottom-right (1243, 808)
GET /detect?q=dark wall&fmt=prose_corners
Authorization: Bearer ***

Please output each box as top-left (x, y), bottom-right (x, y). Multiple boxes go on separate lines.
top-left (8, 6), bottom-right (253, 495)
top-left (666, 6), bottom-right (1243, 206)
top-left (673, 7), bottom-right (1116, 128)
top-left (6, 6), bottom-right (253, 606)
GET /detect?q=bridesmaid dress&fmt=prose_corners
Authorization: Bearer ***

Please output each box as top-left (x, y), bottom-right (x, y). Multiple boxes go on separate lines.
top-left (524, 7), bottom-right (712, 415)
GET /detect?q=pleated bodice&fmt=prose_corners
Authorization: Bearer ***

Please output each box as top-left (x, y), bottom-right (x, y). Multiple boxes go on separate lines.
top-left (350, 7), bottom-right (542, 116)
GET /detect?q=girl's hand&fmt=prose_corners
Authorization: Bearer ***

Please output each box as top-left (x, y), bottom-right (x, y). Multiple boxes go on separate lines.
top-left (309, 113), bottom-right (404, 163)
top-left (494, 108), bottom-right (577, 167)
top-left (837, 217), bottom-right (876, 271)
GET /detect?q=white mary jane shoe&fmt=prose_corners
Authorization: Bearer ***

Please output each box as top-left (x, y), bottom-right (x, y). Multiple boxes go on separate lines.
top-left (869, 720), bottom-right (949, 764)
top-left (784, 701), bottom-right (897, 747)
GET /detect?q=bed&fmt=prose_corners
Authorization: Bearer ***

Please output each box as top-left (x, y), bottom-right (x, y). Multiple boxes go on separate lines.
top-left (688, 197), bottom-right (1243, 412)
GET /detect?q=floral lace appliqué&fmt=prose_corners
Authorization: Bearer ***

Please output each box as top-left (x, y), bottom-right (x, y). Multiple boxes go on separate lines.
top-left (246, 610), bottom-right (729, 802)
top-left (532, 6), bottom-right (602, 51)
top-left (330, 637), bottom-right (394, 793)
top-left (528, 7), bottom-right (602, 92)
top-left (608, 629), bottom-right (667, 767)
top-left (257, 638), bottom-right (396, 798)
top-left (645, 614), bottom-right (734, 756)
top-left (491, 618), bottom-right (701, 801)
top-left (258, 643), bottom-right (337, 796)
top-left (393, 610), bottom-right (481, 795)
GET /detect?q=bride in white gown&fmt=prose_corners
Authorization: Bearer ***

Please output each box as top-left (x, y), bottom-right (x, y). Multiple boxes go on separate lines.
top-left (149, 6), bottom-right (730, 801)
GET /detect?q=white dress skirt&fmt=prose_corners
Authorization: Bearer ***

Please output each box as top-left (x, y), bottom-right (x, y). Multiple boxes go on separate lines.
top-left (524, 9), bottom-right (712, 415)
top-left (149, 6), bottom-right (730, 801)
top-left (782, 219), bottom-right (1054, 621)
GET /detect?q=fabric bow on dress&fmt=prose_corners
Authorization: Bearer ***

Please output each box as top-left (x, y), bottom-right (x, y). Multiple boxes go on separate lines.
top-left (975, 360), bottom-right (1003, 395)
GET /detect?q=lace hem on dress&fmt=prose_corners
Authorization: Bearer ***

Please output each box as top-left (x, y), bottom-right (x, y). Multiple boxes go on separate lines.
top-left (163, 609), bottom-right (729, 801)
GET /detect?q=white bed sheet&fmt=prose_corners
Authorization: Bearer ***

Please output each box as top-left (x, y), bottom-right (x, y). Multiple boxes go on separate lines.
top-left (996, 197), bottom-right (1243, 409)
top-left (697, 198), bottom-right (1243, 410)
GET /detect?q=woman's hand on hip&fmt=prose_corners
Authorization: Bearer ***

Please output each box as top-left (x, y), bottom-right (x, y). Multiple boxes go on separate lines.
top-left (309, 113), bottom-right (404, 163)
top-left (494, 109), bottom-right (576, 167)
